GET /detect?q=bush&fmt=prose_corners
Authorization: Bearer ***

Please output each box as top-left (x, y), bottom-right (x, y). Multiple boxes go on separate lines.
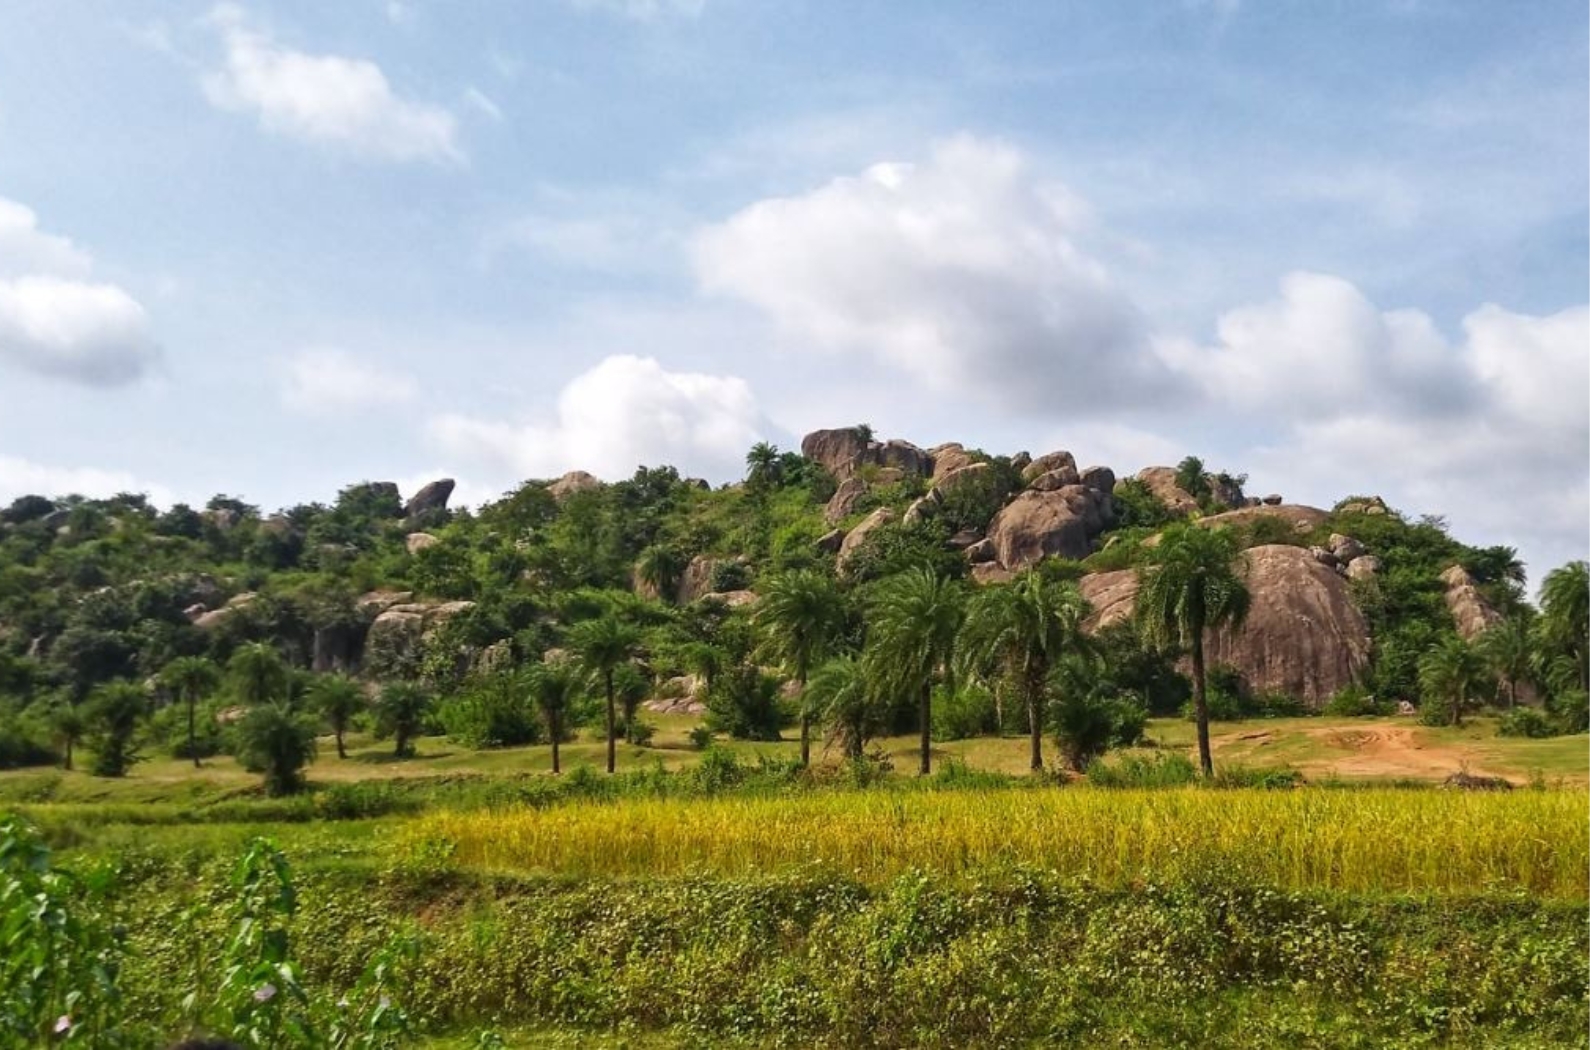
top-left (705, 664), bottom-right (785, 741)
top-left (1498, 707), bottom-right (1563, 739)
top-left (1086, 751), bottom-right (1199, 787)
top-left (437, 672), bottom-right (542, 749)
top-left (1322, 685), bottom-right (1391, 717)
top-left (687, 725), bottom-right (715, 750)
top-left (932, 683), bottom-right (998, 741)
top-left (624, 719), bottom-right (655, 746)
top-left (235, 702), bottom-right (318, 796)
top-left (0, 713), bottom-right (57, 770)
top-left (709, 560), bottom-right (751, 592)
top-left (1052, 691), bottom-right (1145, 772)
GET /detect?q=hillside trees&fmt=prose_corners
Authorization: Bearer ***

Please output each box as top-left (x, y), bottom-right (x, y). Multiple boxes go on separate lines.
top-left (756, 569), bottom-right (848, 766)
top-left (865, 568), bottom-right (966, 776)
top-left (159, 655), bottom-right (220, 766)
top-left (568, 614), bottom-right (642, 773)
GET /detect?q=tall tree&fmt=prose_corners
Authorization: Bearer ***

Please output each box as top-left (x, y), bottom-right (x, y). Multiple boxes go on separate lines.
top-left (86, 682), bottom-right (147, 778)
top-left (745, 441), bottom-right (783, 489)
top-left (309, 675), bottom-right (364, 759)
top-left (568, 614), bottom-right (641, 774)
top-left (47, 701), bottom-right (86, 772)
top-left (635, 544), bottom-right (687, 604)
top-left (1477, 611), bottom-right (1534, 709)
top-left (865, 567), bottom-right (966, 775)
top-left (228, 643), bottom-right (289, 707)
top-left (1538, 561), bottom-right (1589, 694)
top-left (159, 656), bottom-right (220, 768)
top-left (1135, 525), bottom-right (1251, 776)
top-left (372, 682), bottom-right (431, 758)
top-left (756, 570), bottom-right (848, 766)
top-left (959, 571), bottom-right (1094, 772)
top-left (1418, 634), bottom-right (1488, 727)
top-left (527, 661), bottom-right (585, 774)
top-left (235, 702), bottom-right (318, 796)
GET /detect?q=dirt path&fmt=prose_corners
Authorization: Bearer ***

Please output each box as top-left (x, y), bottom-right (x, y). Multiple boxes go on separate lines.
top-left (1285, 722), bottom-right (1508, 782)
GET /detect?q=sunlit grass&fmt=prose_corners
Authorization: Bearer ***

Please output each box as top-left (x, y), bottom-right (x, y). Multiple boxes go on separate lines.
top-left (406, 786), bottom-right (1588, 898)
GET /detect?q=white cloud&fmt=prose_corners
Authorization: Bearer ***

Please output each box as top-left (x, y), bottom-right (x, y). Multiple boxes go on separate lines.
top-left (0, 199), bottom-right (92, 278)
top-left (1158, 271), bottom-right (1476, 419)
top-left (692, 135), bottom-right (1167, 412)
top-left (463, 86), bottom-right (503, 122)
top-left (0, 454), bottom-right (173, 507)
top-left (427, 354), bottom-right (765, 483)
top-left (279, 348), bottom-right (418, 413)
top-left (568, 0), bottom-right (705, 20)
top-left (202, 3), bottom-right (461, 164)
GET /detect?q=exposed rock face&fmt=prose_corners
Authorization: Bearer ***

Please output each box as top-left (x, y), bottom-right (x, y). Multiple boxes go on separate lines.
top-left (357, 590), bottom-right (414, 615)
top-left (1338, 496), bottom-right (1390, 515)
top-left (1208, 475), bottom-right (1246, 510)
top-left (877, 439), bottom-right (932, 477)
top-left (1080, 466), bottom-right (1116, 495)
top-left (1080, 544), bottom-right (1371, 708)
top-left (192, 592), bottom-right (257, 631)
top-left (1328, 534), bottom-right (1367, 563)
top-left (1262, 494), bottom-right (1283, 506)
top-left (1022, 450), bottom-right (1077, 483)
top-left (985, 490), bottom-right (1092, 569)
top-left (714, 590), bottom-right (760, 609)
top-left (366, 599), bottom-right (479, 676)
top-left (677, 555), bottom-right (743, 604)
top-left (404, 478), bottom-right (455, 520)
top-left (405, 532), bottom-right (439, 555)
top-left (815, 528), bottom-right (846, 554)
top-left (902, 494), bottom-right (939, 526)
top-left (1346, 556), bottom-right (1382, 581)
top-left (1029, 466), bottom-right (1081, 492)
top-left (801, 427), bottom-right (873, 478)
top-left (838, 507), bottom-right (896, 572)
top-left (947, 528), bottom-right (983, 550)
top-left (1439, 565), bottom-right (1503, 641)
top-left (930, 443), bottom-right (976, 483)
top-left (1195, 504), bottom-right (1330, 533)
top-left (1134, 467), bottom-right (1201, 516)
top-left (824, 478), bottom-right (869, 525)
top-left (964, 538), bottom-right (996, 564)
top-left (971, 563), bottom-right (1015, 586)
top-left (934, 461), bottom-right (991, 498)
top-left (548, 471), bottom-right (602, 500)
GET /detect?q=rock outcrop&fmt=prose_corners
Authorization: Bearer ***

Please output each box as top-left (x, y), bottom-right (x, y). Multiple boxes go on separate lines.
top-left (676, 555), bottom-right (746, 604)
top-left (405, 532), bottom-right (439, 555)
top-left (548, 471), bottom-right (601, 500)
top-left (1021, 450), bottom-right (1077, 483)
top-left (1080, 466), bottom-right (1115, 495)
top-left (1194, 504), bottom-right (1330, 533)
top-left (985, 490), bottom-right (1092, 568)
top-left (824, 478), bottom-right (869, 525)
top-left (929, 443), bottom-right (976, 483)
top-left (403, 478), bottom-right (455, 521)
top-left (1133, 467), bottom-right (1201, 516)
top-left (800, 428), bottom-right (933, 482)
top-left (1439, 565), bottom-right (1503, 641)
top-left (838, 507), bottom-right (895, 572)
top-left (1080, 544), bottom-right (1371, 707)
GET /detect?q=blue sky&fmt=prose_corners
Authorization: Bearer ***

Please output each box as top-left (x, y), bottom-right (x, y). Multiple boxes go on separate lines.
top-left (0, 0), bottom-right (1585, 584)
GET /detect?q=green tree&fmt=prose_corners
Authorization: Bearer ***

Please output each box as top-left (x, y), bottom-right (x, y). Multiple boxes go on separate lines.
top-left (527, 661), bottom-right (585, 774)
top-left (613, 662), bottom-right (652, 743)
top-left (309, 674), bottom-right (364, 759)
top-left (235, 702), bottom-right (318, 795)
top-left (803, 656), bottom-right (884, 759)
top-left (745, 441), bottom-right (783, 489)
top-left (372, 682), bottom-right (432, 758)
top-left (1538, 560), bottom-right (1589, 694)
top-left (86, 682), bottom-right (146, 777)
top-left (1418, 634), bottom-right (1489, 727)
top-left (959, 571), bottom-right (1094, 771)
top-left (1174, 456), bottom-right (1210, 500)
top-left (635, 544), bottom-right (687, 603)
top-left (228, 642), bottom-right (289, 707)
top-left (567, 614), bottom-right (641, 773)
top-left (159, 655), bottom-right (220, 768)
top-left (1135, 524), bottom-right (1251, 776)
top-left (47, 701), bottom-right (86, 772)
top-left (756, 569), bottom-right (848, 766)
top-left (865, 567), bottom-right (966, 775)
top-left (1478, 611), bottom-right (1534, 709)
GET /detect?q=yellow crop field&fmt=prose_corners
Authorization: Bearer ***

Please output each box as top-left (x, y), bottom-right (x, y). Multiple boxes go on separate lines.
top-left (405, 786), bottom-right (1589, 898)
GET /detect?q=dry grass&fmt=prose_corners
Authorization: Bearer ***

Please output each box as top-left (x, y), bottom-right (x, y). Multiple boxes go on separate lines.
top-left (405, 785), bottom-right (1588, 898)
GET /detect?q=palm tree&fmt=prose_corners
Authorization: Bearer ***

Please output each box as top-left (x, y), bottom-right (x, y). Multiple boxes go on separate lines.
top-left (567, 614), bottom-right (641, 773)
top-left (1478, 612), bottom-right (1534, 708)
top-left (1539, 561), bottom-right (1589, 694)
top-left (959, 571), bottom-right (1094, 772)
top-left (745, 441), bottom-right (782, 488)
top-left (865, 567), bottom-right (966, 775)
top-left (613, 663), bottom-right (652, 743)
top-left (160, 656), bottom-right (220, 767)
top-left (309, 674), bottom-right (364, 759)
top-left (1135, 524), bottom-right (1250, 776)
top-left (527, 661), bottom-right (585, 774)
top-left (756, 570), bottom-right (848, 766)
top-left (48, 701), bottom-right (86, 772)
top-left (1418, 634), bottom-right (1489, 727)
top-left (803, 656), bottom-right (884, 759)
top-left (678, 641), bottom-right (726, 697)
top-left (635, 544), bottom-right (687, 603)
top-left (86, 681), bottom-right (147, 778)
top-left (228, 643), bottom-right (288, 707)
top-left (235, 701), bottom-right (318, 796)
top-left (372, 682), bottom-right (431, 758)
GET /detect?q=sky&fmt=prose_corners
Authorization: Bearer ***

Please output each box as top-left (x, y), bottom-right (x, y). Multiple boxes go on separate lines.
top-left (0, 0), bottom-right (1585, 587)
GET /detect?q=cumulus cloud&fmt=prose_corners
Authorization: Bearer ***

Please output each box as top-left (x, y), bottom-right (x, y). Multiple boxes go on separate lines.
top-left (692, 135), bottom-right (1168, 412)
top-left (279, 348), bottom-right (419, 413)
top-left (202, 4), bottom-right (461, 163)
top-left (0, 199), bottom-right (158, 386)
top-left (1158, 271), bottom-right (1477, 419)
top-left (0, 454), bottom-right (173, 507)
top-left (427, 354), bottom-right (765, 483)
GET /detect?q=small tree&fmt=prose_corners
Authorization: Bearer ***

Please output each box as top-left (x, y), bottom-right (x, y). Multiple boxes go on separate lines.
top-left (527, 661), bottom-right (585, 774)
top-left (160, 656), bottom-right (220, 768)
top-left (865, 567), bottom-right (966, 775)
top-left (804, 656), bottom-right (886, 759)
top-left (1418, 635), bottom-right (1489, 727)
top-left (309, 675), bottom-right (364, 759)
top-left (228, 643), bottom-right (289, 707)
top-left (613, 663), bottom-right (652, 744)
top-left (756, 569), bottom-right (847, 766)
top-left (235, 702), bottom-right (318, 796)
top-left (372, 682), bottom-right (432, 758)
top-left (567, 614), bottom-right (641, 774)
top-left (47, 702), bottom-right (86, 772)
top-left (86, 682), bottom-right (146, 777)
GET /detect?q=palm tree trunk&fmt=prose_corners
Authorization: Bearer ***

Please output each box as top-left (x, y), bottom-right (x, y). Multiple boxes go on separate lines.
top-left (63, 738), bottom-right (72, 772)
top-left (919, 680), bottom-right (932, 776)
top-left (1191, 630), bottom-right (1213, 777)
top-left (551, 712), bottom-right (561, 775)
top-left (798, 671), bottom-right (810, 768)
top-left (188, 697), bottom-right (200, 768)
top-left (605, 671), bottom-right (617, 774)
top-left (1451, 690), bottom-right (1463, 728)
top-left (1025, 657), bottom-right (1045, 773)
top-left (335, 727), bottom-right (347, 760)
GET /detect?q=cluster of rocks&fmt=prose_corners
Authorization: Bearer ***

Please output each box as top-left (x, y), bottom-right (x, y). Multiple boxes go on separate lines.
top-left (1309, 533), bottom-right (1382, 581)
top-left (1439, 564), bottom-right (1504, 641)
top-left (642, 674), bottom-right (708, 715)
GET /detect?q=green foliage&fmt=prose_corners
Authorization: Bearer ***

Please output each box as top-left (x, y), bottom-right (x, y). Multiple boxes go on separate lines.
top-left (931, 682), bottom-right (999, 741)
top-left (235, 702), bottom-right (318, 795)
top-left (372, 683), bottom-right (432, 758)
top-left (1322, 685), bottom-right (1393, 717)
top-left (229, 643), bottom-right (290, 707)
top-left (843, 519), bottom-right (964, 584)
top-left (806, 656), bottom-right (889, 756)
top-left (1175, 455), bottom-right (1210, 499)
top-left (1418, 634), bottom-right (1489, 727)
top-left (1086, 751), bottom-right (1200, 787)
top-left (85, 682), bottom-right (146, 777)
top-left (436, 670), bottom-right (542, 749)
top-left (705, 663), bottom-right (786, 741)
top-left (310, 674), bottom-right (365, 759)
top-left (1497, 707), bottom-right (1562, 739)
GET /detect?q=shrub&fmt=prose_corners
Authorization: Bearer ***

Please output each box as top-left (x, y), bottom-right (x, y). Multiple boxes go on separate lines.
top-left (1498, 707), bottom-right (1562, 739)
top-left (1052, 691), bottom-right (1144, 772)
top-left (709, 560), bottom-right (751, 592)
top-left (1322, 685), bottom-right (1391, 717)
top-left (1086, 751), bottom-right (1200, 787)
top-left (86, 682), bottom-right (147, 777)
top-left (437, 672), bottom-right (542, 749)
top-left (372, 682), bottom-right (433, 758)
top-left (0, 712), bottom-right (57, 770)
top-left (235, 702), bottom-right (318, 796)
top-left (705, 664), bottom-right (785, 741)
top-left (625, 719), bottom-right (655, 746)
top-left (932, 683), bottom-right (998, 741)
top-left (687, 725), bottom-right (715, 750)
